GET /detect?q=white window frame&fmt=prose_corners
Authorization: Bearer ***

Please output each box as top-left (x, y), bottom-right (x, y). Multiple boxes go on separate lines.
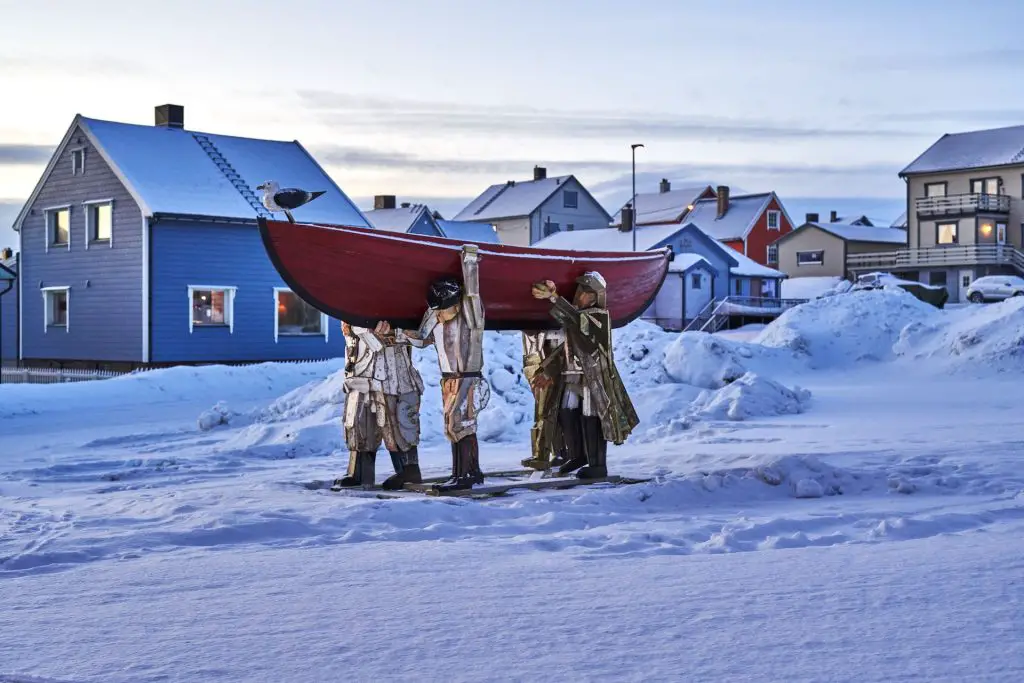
top-left (41, 286), bottom-right (70, 332)
top-left (767, 244), bottom-right (779, 264)
top-left (83, 198), bottom-right (114, 248)
top-left (188, 285), bottom-right (237, 333)
top-left (71, 147), bottom-right (86, 175)
top-left (43, 205), bottom-right (72, 253)
top-left (796, 250), bottom-right (824, 266)
top-left (766, 210), bottom-right (781, 231)
top-left (273, 288), bottom-right (329, 343)
top-left (937, 221), bottom-right (958, 245)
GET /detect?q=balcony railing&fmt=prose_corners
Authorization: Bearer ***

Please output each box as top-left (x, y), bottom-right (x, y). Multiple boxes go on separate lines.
top-left (846, 244), bottom-right (1024, 272)
top-left (915, 193), bottom-right (1010, 216)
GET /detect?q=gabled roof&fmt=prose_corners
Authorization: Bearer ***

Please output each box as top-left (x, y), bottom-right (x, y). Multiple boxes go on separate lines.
top-left (890, 211), bottom-right (908, 229)
top-left (777, 221), bottom-right (908, 246)
top-left (681, 191), bottom-right (793, 242)
top-left (0, 259), bottom-right (15, 281)
top-left (14, 114), bottom-right (371, 230)
top-left (668, 253), bottom-right (716, 275)
top-left (610, 185), bottom-right (714, 226)
top-left (436, 219), bottom-right (500, 244)
top-left (899, 124), bottom-right (1024, 176)
top-left (364, 204), bottom-right (430, 233)
top-left (452, 174), bottom-right (609, 222)
top-left (833, 214), bottom-right (874, 226)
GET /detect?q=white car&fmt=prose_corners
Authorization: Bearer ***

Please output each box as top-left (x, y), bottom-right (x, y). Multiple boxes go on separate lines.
top-left (965, 275), bottom-right (1024, 303)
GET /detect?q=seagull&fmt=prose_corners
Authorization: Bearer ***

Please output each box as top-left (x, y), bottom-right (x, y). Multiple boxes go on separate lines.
top-left (256, 180), bottom-right (326, 222)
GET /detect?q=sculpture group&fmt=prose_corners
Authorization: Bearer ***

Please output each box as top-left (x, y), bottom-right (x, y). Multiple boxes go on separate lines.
top-left (332, 244), bottom-right (640, 493)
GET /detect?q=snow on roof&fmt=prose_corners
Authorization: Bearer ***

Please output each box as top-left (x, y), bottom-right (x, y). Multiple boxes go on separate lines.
top-left (808, 222), bottom-right (908, 244)
top-left (728, 247), bottom-right (785, 278)
top-left (436, 219), bottom-right (500, 244)
top-left (900, 124), bottom-right (1024, 176)
top-left (667, 253), bottom-right (711, 273)
top-left (452, 175), bottom-right (576, 221)
top-left (534, 223), bottom-right (683, 252)
top-left (681, 193), bottom-right (773, 241)
top-left (364, 205), bottom-right (425, 233)
top-left (610, 185), bottom-right (712, 226)
top-left (80, 117), bottom-right (370, 226)
top-left (890, 211), bottom-right (907, 229)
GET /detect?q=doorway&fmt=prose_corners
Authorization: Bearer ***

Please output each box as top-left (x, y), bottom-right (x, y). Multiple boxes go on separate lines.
top-left (686, 270), bottom-right (713, 320)
top-left (958, 269), bottom-right (973, 303)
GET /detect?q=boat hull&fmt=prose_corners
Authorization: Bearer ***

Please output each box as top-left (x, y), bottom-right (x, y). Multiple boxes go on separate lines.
top-left (258, 218), bottom-right (671, 331)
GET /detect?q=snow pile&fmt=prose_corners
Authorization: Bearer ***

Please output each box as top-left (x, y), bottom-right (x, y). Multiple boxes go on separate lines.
top-left (197, 401), bottom-right (235, 431)
top-left (690, 372), bottom-right (811, 421)
top-left (754, 288), bottom-right (936, 367)
top-left (613, 320), bottom-right (676, 390)
top-left (780, 276), bottom-right (842, 300)
top-left (661, 333), bottom-right (759, 389)
top-left (893, 296), bottom-right (1024, 371)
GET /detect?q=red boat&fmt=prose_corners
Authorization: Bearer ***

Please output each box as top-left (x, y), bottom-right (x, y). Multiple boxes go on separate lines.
top-left (258, 218), bottom-right (672, 331)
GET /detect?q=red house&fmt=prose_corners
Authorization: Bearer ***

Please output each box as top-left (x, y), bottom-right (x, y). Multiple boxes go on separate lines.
top-left (678, 186), bottom-right (795, 267)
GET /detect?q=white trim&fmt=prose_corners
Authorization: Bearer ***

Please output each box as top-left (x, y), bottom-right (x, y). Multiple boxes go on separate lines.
top-left (141, 216), bottom-right (148, 363)
top-left (42, 205), bottom-right (72, 253)
top-left (795, 250), bottom-right (824, 266)
top-left (70, 147), bottom-right (86, 175)
top-left (273, 286), bottom-right (328, 343)
top-left (17, 226), bottom-right (22, 360)
top-left (77, 119), bottom-right (154, 217)
top-left (766, 243), bottom-right (778, 265)
top-left (14, 119), bottom-right (81, 232)
top-left (766, 210), bottom-right (781, 231)
top-left (83, 198), bottom-right (114, 248)
top-left (187, 285), bottom-right (237, 333)
top-left (41, 285), bottom-right (70, 333)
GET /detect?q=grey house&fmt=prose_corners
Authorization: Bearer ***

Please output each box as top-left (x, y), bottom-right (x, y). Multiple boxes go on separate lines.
top-left (451, 166), bottom-right (611, 246)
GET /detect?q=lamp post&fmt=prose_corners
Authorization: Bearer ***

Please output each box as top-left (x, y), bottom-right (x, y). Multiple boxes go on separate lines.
top-left (631, 143), bottom-right (644, 251)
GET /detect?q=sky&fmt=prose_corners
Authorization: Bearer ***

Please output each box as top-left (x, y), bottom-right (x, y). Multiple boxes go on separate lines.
top-left (4, 0), bottom-right (1024, 248)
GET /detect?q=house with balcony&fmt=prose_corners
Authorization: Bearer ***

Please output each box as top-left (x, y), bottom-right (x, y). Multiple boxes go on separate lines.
top-left (772, 212), bottom-right (908, 279)
top-left (847, 124), bottom-right (1024, 303)
top-left (10, 104), bottom-right (370, 370)
top-left (451, 166), bottom-right (611, 246)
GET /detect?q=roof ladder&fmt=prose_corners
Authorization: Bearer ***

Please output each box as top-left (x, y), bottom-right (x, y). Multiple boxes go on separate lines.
top-left (192, 134), bottom-right (271, 217)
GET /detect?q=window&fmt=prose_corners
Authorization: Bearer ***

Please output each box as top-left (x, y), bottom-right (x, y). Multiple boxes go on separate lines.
top-left (766, 244), bottom-right (778, 264)
top-left (188, 286), bottom-right (236, 333)
top-left (937, 222), bottom-right (958, 245)
top-left (929, 271), bottom-right (948, 287)
top-left (544, 221), bottom-right (560, 236)
top-left (734, 279), bottom-right (742, 295)
top-left (85, 201), bottom-right (112, 244)
top-left (46, 207), bottom-right (70, 250)
top-left (970, 178), bottom-right (1000, 195)
top-left (274, 289), bottom-right (327, 341)
top-left (563, 191), bottom-right (578, 209)
top-left (996, 222), bottom-right (1006, 244)
top-left (42, 287), bottom-right (69, 331)
top-left (566, 223), bottom-right (574, 232)
top-left (691, 273), bottom-right (702, 290)
top-left (924, 182), bottom-right (946, 198)
top-left (796, 250), bottom-right (824, 266)
top-left (962, 274), bottom-right (971, 288)
top-left (71, 148), bottom-right (85, 175)
top-left (766, 210), bottom-right (781, 231)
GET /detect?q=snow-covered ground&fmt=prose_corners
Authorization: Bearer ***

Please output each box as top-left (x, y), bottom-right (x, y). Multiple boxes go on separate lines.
top-left (2, 290), bottom-right (1024, 682)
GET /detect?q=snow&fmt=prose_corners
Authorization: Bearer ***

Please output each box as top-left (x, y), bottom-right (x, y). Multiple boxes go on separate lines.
top-left (781, 275), bottom-right (842, 300)
top-left (452, 175), bottom-right (578, 221)
top-left (362, 205), bottom-right (424, 232)
top-left (534, 221), bottom-right (681, 252)
top-left (900, 123), bottom-right (1024, 175)
top-left (667, 252), bottom-right (709, 272)
top-left (436, 219), bottom-right (500, 244)
top-left (3, 290), bottom-right (1024, 681)
top-left (610, 184), bottom-right (712, 226)
top-left (807, 221), bottom-right (908, 244)
top-left (726, 245), bottom-right (786, 278)
top-left (677, 192), bottom-right (775, 241)
top-left (81, 117), bottom-right (370, 226)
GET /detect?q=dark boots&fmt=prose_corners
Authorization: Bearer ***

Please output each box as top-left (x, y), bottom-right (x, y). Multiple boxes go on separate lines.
top-left (432, 435), bottom-right (485, 492)
top-left (556, 408), bottom-right (587, 476)
top-left (334, 451), bottom-right (376, 488)
top-left (575, 416), bottom-right (608, 479)
top-left (382, 447), bottom-right (423, 490)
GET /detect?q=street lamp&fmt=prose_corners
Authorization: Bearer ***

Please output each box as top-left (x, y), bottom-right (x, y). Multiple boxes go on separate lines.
top-left (631, 143), bottom-right (644, 251)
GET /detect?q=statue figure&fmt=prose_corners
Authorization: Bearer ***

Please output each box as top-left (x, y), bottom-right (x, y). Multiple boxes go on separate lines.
top-left (529, 272), bottom-right (639, 479)
top-left (394, 244), bottom-right (489, 492)
top-left (520, 330), bottom-right (569, 471)
top-left (335, 320), bottom-right (424, 490)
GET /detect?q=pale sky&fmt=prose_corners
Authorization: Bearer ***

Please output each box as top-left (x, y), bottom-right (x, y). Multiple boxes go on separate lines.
top-left (4, 0), bottom-right (1024, 248)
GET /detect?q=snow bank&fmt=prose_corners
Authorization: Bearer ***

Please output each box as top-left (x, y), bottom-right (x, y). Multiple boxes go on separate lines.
top-left (780, 276), bottom-right (842, 300)
top-left (894, 296), bottom-right (1024, 372)
top-left (690, 372), bottom-right (811, 421)
top-left (662, 333), bottom-right (757, 389)
top-left (754, 288), bottom-right (936, 367)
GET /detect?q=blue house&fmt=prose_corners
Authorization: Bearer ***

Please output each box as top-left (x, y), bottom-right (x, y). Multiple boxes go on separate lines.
top-left (363, 196), bottom-right (444, 236)
top-left (12, 104), bottom-right (371, 369)
top-left (535, 221), bottom-right (787, 330)
top-left (1, 253), bottom-right (15, 363)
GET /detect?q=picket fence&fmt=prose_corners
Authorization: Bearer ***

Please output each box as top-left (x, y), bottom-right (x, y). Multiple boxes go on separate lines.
top-left (0, 359), bottom-right (334, 385)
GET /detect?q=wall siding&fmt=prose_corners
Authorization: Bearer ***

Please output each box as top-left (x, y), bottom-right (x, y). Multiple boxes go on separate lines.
top-left (408, 211), bottom-right (443, 237)
top-left (493, 217), bottom-right (531, 247)
top-left (655, 226), bottom-right (732, 300)
top-left (19, 125), bottom-right (144, 361)
top-left (151, 220), bottom-right (346, 362)
top-left (1, 266), bottom-right (16, 361)
top-left (906, 167), bottom-right (1024, 249)
top-left (744, 198), bottom-right (794, 266)
top-left (531, 178), bottom-right (611, 243)
top-left (777, 227), bottom-right (846, 277)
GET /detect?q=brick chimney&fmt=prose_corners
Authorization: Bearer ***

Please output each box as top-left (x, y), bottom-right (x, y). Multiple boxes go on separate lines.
top-left (400, 202), bottom-right (410, 209)
top-left (374, 195), bottom-right (396, 210)
top-left (806, 212), bottom-right (819, 223)
top-left (619, 203), bottom-right (634, 233)
top-left (534, 166), bottom-right (547, 181)
top-left (659, 178), bottom-right (670, 194)
top-left (1, 247), bottom-right (12, 260)
top-left (716, 185), bottom-right (730, 219)
top-left (155, 104), bottom-right (184, 129)
top-left (830, 210), bottom-right (838, 222)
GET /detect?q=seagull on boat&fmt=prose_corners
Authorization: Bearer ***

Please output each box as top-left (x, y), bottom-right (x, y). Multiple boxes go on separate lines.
top-left (256, 181), bottom-right (326, 223)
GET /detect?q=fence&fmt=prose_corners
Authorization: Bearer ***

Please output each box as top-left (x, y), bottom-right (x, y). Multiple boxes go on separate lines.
top-left (0, 366), bottom-right (131, 385)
